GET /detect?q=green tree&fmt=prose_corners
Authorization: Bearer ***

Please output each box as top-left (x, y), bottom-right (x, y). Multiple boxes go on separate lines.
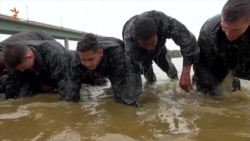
top-left (167, 49), bottom-right (182, 58)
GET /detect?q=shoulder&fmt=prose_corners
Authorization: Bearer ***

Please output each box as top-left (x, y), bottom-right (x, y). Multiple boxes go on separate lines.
top-left (98, 37), bottom-right (124, 50)
top-left (27, 40), bottom-right (66, 53)
top-left (143, 10), bottom-right (171, 22)
top-left (200, 14), bottom-right (221, 35)
top-left (198, 15), bottom-right (221, 49)
top-left (144, 10), bottom-right (168, 17)
top-left (122, 14), bottom-right (138, 40)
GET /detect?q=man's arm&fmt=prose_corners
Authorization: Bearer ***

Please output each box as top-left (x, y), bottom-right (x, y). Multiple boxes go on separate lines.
top-left (58, 75), bottom-right (81, 102)
top-left (155, 11), bottom-right (199, 66)
top-left (123, 39), bottom-right (147, 72)
top-left (157, 12), bottom-right (199, 92)
top-left (122, 19), bottom-right (149, 73)
top-left (41, 41), bottom-right (81, 101)
top-left (109, 47), bottom-right (142, 106)
top-left (194, 26), bottom-right (222, 96)
top-left (4, 71), bottom-right (22, 99)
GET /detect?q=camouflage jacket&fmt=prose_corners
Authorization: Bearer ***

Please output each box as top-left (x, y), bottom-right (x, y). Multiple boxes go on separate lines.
top-left (65, 37), bottom-right (142, 105)
top-left (0, 31), bottom-right (61, 98)
top-left (5, 40), bottom-right (69, 99)
top-left (122, 10), bottom-right (199, 71)
top-left (195, 15), bottom-right (250, 90)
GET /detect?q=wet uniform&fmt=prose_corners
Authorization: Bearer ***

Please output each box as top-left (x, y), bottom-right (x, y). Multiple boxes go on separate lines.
top-left (194, 15), bottom-right (249, 96)
top-left (0, 31), bottom-right (55, 94)
top-left (0, 31), bottom-right (71, 99)
top-left (4, 40), bottom-right (69, 99)
top-left (64, 37), bottom-right (142, 105)
top-left (122, 10), bottom-right (199, 81)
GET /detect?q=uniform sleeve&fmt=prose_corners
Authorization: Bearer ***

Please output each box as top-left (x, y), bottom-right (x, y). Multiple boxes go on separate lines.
top-left (57, 51), bottom-right (83, 102)
top-left (122, 19), bottom-right (147, 72)
top-left (43, 41), bottom-right (78, 101)
top-left (194, 25), bottom-right (221, 94)
top-left (158, 12), bottom-right (199, 66)
top-left (109, 47), bottom-right (142, 105)
top-left (0, 74), bottom-right (7, 93)
top-left (4, 71), bottom-right (22, 99)
top-left (123, 38), bottom-right (146, 72)
top-left (58, 75), bottom-right (81, 102)
top-left (5, 70), bottom-right (40, 98)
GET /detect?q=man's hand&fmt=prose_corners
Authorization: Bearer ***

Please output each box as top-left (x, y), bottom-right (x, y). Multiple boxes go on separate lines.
top-left (179, 65), bottom-right (192, 92)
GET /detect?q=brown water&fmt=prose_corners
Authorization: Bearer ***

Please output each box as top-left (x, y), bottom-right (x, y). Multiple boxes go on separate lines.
top-left (1, 58), bottom-right (250, 141)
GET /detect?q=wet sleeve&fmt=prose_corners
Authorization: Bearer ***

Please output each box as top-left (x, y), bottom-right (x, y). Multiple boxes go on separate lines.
top-left (160, 13), bottom-right (199, 66)
top-left (58, 75), bottom-right (81, 102)
top-left (123, 40), bottom-right (145, 72)
top-left (123, 25), bottom-right (146, 72)
top-left (194, 28), bottom-right (220, 91)
top-left (4, 71), bottom-right (22, 99)
top-left (109, 47), bottom-right (142, 105)
top-left (0, 74), bottom-right (7, 93)
top-left (60, 61), bottom-right (86, 102)
top-left (44, 42), bottom-right (79, 101)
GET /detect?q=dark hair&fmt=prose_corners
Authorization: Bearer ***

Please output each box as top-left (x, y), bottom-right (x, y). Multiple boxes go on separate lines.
top-left (222, 0), bottom-right (250, 23)
top-left (3, 43), bottom-right (28, 69)
top-left (77, 33), bottom-right (99, 52)
top-left (135, 16), bottom-right (157, 41)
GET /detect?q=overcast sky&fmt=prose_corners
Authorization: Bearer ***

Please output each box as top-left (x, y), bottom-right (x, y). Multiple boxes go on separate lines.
top-left (0, 0), bottom-right (227, 50)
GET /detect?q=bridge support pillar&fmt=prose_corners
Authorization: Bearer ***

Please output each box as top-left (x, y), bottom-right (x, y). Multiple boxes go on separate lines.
top-left (64, 37), bottom-right (69, 50)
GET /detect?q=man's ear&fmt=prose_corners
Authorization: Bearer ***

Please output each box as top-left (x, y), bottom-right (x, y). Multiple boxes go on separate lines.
top-left (26, 49), bottom-right (33, 59)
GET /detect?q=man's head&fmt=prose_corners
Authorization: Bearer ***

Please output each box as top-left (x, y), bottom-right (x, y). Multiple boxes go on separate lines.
top-left (3, 43), bottom-right (35, 72)
top-left (76, 33), bottom-right (103, 70)
top-left (221, 0), bottom-right (250, 41)
top-left (135, 17), bottom-right (158, 50)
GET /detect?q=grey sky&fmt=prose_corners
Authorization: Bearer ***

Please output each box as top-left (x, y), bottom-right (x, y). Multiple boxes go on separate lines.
top-left (0, 0), bottom-right (227, 50)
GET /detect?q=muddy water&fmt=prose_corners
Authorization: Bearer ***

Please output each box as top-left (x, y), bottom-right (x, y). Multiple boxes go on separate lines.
top-left (1, 58), bottom-right (250, 141)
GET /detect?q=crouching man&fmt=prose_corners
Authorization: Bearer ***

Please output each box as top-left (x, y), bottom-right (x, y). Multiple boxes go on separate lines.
top-left (65, 33), bottom-right (142, 106)
top-left (2, 40), bottom-right (70, 99)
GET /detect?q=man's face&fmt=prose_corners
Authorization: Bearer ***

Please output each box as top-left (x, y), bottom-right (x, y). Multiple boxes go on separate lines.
top-left (15, 55), bottom-right (35, 72)
top-left (221, 16), bottom-right (250, 41)
top-left (138, 34), bottom-right (158, 50)
top-left (78, 49), bottom-right (103, 70)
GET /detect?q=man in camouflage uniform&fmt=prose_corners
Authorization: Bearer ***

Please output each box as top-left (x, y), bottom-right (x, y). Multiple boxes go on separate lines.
top-left (1, 31), bottom-right (70, 99)
top-left (0, 31), bottom-right (55, 95)
top-left (122, 10), bottom-right (199, 92)
top-left (65, 33), bottom-right (141, 106)
top-left (194, 0), bottom-right (250, 96)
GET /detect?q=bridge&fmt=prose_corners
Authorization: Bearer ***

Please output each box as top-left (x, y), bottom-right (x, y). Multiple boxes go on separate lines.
top-left (0, 14), bottom-right (85, 49)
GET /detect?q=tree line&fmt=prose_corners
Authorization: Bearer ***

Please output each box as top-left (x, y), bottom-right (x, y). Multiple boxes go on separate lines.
top-left (167, 49), bottom-right (182, 58)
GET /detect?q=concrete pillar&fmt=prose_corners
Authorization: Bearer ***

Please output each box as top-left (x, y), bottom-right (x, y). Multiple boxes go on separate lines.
top-left (64, 37), bottom-right (69, 50)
